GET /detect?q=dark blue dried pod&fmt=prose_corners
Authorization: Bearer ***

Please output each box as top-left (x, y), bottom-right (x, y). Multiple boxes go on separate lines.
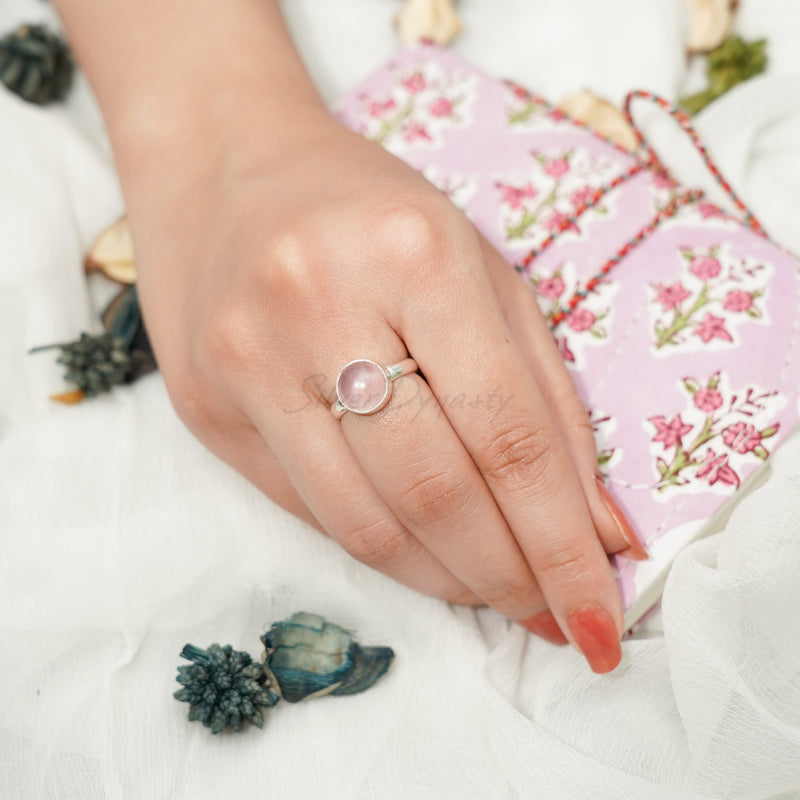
top-left (261, 612), bottom-right (394, 703)
top-left (174, 643), bottom-right (280, 734)
top-left (0, 24), bottom-right (74, 105)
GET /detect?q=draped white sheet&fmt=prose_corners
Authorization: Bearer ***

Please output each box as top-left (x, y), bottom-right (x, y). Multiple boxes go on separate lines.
top-left (1, 1), bottom-right (799, 797)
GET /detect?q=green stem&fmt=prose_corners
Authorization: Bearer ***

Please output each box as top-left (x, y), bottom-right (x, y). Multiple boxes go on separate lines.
top-left (370, 101), bottom-right (414, 145)
top-left (656, 416), bottom-right (718, 492)
top-left (506, 184), bottom-right (558, 240)
top-left (655, 283), bottom-right (710, 349)
top-left (509, 101), bottom-right (538, 125)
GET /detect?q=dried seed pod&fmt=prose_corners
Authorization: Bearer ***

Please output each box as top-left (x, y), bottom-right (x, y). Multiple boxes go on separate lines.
top-left (685, 0), bottom-right (738, 54)
top-left (395, 0), bottom-right (463, 46)
top-left (174, 644), bottom-right (280, 734)
top-left (31, 332), bottom-right (133, 398)
top-left (85, 217), bottom-right (137, 285)
top-left (0, 24), bottom-right (74, 105)
top-left (558, 91), bottom-right (639, 153)
top-left (261, 612), bottom-right (394, 703)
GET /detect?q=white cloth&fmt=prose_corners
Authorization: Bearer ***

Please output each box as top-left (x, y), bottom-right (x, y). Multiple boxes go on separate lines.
top-left (1, 1), bottom-right (800, 798)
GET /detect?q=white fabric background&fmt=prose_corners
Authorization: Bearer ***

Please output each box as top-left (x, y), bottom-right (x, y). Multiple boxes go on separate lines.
top-left (1, 1), bottom-right (799, 798)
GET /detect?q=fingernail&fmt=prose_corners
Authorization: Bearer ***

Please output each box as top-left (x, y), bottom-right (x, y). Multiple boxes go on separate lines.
top-left (595, 475), bottom-right (648, 560)
top-left (519, 611), bottom-right (569, 645)
top-left (566, 606), bottom-right (622, 674)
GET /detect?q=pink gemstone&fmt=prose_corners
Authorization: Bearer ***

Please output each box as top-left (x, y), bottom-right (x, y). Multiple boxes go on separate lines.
top-left (336, 360), bottom-right (390, 414)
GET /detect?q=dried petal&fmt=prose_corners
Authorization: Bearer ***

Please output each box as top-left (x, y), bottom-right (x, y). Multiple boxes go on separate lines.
top-left (49, 389), bottom-right (86, 404)
top-left (558, 91), bottom-right (639, 152)
top-left (395, 0), bottom-right (463, 46)
top-left (84, 217), bottom-right (137, 285)
top-left (685, 0), bottom-right (738, 54)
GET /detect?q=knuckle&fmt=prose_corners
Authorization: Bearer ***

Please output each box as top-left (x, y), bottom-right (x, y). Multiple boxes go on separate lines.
top-left (479, 578), bottom-right (540, 611)
top-left (371, 197), bottom-right (463, 267)
top-left (481, 423), bottom-right (558, 493)
top-left (558, 398), bottom-right (595, 440)
top-left (203, 301), bottom-right (259, 370)
top-left (338, 518), bottom-right (407, 567)
top-left (535, 542), bottom-right (594, 585)
top-left (396, 468), bottom-right (473, 527)
top-left (168, 373), bottom-right (214, 433)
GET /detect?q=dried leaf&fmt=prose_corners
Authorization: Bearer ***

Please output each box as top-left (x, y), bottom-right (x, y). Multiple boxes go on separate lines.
top-left (50, 389), bottom-right (86, 404)
top-left (558, 91), bottom-right (638, 152)
top-left (685, 0), bottom-right (738, 54)
top-left (395, 0), bottom-right (463, 46)
top-left (84, 217), bottom-right (137, 285)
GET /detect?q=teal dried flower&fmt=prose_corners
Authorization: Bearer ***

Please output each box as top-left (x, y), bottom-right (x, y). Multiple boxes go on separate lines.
top-left (174, 643), bottom-right (280, 734)
top-left (262, 612), bottom-right (394, 703)
top-left (31, 332), bottom-right (133, 397)
top-left (0, 24), bottom-right (74, 105)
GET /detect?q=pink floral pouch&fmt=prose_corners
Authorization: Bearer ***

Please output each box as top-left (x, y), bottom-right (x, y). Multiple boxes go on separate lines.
top-left (336, 45), bottom-right (800, 626)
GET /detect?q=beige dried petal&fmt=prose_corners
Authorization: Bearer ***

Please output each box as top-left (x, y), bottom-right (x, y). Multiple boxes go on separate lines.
top-left (558, 91), bottom-right (639, 153)
top-left (395, 0), bottom-right (463, 46)
top-left (685, 0), bottom-right (737, 53)
top-left (84, 216), bottom-right (137, 285)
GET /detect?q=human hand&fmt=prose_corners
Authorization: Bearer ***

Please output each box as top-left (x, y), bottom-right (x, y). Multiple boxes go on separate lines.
top-left (123, 106), bottom-right (643, 672)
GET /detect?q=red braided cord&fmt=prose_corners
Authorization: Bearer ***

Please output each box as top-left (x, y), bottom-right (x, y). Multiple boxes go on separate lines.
top-left (549, 189), bottom-right (703, 330)
top-left (622, 90), bottom-right (767, 237)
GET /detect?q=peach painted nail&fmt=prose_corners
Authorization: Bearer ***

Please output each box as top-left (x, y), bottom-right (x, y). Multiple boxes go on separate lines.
top-left (567, 607), bottom-right (622, 674)
top-left (519, 611), bottom-right (569, 645)
top-left (595, 475), bottom-right (648, 560)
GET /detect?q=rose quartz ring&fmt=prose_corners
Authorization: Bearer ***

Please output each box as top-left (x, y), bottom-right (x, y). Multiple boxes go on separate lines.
top-left (332, 357), bottom-right (418, 419)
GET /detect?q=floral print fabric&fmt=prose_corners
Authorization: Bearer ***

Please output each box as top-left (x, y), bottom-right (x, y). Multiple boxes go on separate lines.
top-left (336, 45), bottom-right (800, 619)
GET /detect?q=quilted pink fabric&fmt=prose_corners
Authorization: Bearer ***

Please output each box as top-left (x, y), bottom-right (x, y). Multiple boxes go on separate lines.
top-left (336, 44), bottom-right (800, 623)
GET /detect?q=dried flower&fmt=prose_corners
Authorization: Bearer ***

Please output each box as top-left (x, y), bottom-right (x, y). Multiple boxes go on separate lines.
top-left (174, 643), bottom-right (280, 734)
top-left (262, 612), bottom-right (394, 703)
top-left (681, 36), bottom-right (767, 115)
top-left (395, 0), bottom-right (463, 46)
top-left (31, 332), bottom-right (132, 397)
top-left (0, 24), bottom-right (74, 105)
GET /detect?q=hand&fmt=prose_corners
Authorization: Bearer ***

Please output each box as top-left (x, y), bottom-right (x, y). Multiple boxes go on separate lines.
top-left (54, 0), bottom-right (642, 672)
top-left (126, 108), bottom-right (641, 672)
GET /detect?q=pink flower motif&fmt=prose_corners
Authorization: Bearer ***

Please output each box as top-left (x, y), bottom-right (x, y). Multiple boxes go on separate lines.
top-left (694, 312), bottom-right (733, 343)
top-left (548, 108), bottom-right (567, 122)
top-left (537, 275), bottom-right (566, 299)
top-left (402, 121), bottom-right (432, 143)
top-left (689, 255), bottom-right (722, 280)
top-left (650, 414), bottom-right (693, 449)
top-left (653, 172), bottom-right (673, 189)
top-left (544, 210), bottom-right (579, 233)
top-left (693, 388), bottom-right (724, 413)
top-left (698, 202), bottom-right (724, 219)
top-left (367, 98), bottom-right (396, 118)
top-left (496, 182), bottom-right (538, 210)
top-left (696, 448), bottom-right (740, 487)
top-left (402, 72), bottom-right (427, 93)
top-left (565, 307), bottom-right (596, 332)
top-left (428, 97), bottom-right (454, 117)
top-left (570, 186), bottom-right (595, 209)
top-left (722, 422), bottom-right (763, 454)
top-left (723, 289), bottom-right (753, 313)
top-left (543, 157), bottom-right (570, 178)
top-left (655, 282), bottom-right (691, 311)
top-left (512, 84), bottom-right (528, 100)
top-left (556, 336), bottom-right (575, 363)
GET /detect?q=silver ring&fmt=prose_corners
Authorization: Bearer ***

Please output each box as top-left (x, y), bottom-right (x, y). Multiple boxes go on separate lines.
top-left (331, 357), bottom-right (418, 419)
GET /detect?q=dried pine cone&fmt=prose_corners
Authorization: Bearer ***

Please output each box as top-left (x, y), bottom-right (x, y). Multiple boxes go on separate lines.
top-left (0, 24), bottom-right (74, 105)
top-left (174, 644), bottom-right (280, 734)
top-left (31, 332), bottom-right (133, 397)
